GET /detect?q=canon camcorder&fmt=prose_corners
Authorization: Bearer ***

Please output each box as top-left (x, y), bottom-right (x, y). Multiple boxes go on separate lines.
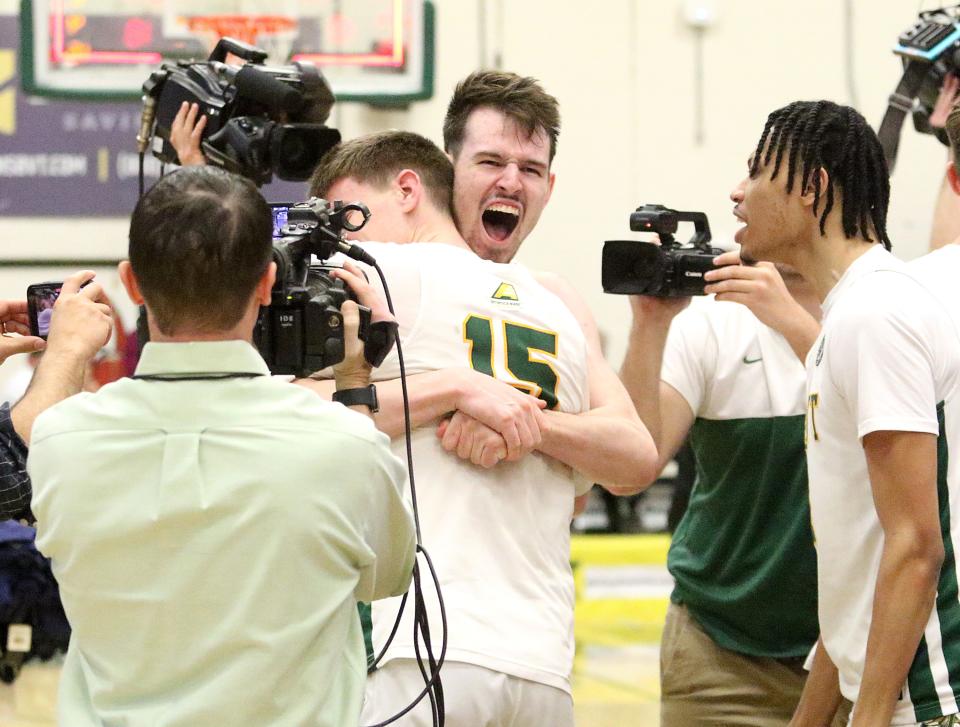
top-left (602, 204), bottom-right (723, 298)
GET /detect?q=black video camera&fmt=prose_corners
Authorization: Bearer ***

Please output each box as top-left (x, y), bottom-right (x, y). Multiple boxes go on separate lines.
top-left (255, 198), bottom-right (380, 377)
top-left (879, 5), bottom-right (960, 171)
top-left (138, 37), bottom-right (341, 186)
top-left (602, 204), bottom-right (723, 298)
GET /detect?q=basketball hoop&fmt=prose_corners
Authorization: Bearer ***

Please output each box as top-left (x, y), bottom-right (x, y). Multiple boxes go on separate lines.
top-left (185, 15), bottom-right (298, 62)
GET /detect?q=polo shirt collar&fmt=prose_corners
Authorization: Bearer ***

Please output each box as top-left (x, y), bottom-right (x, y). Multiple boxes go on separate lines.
top-left (134, 341), bottom-right (270, 378)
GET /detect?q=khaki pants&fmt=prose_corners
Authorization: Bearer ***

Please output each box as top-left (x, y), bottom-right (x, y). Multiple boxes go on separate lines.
top-left (661, 603), bottom-right (852, 727)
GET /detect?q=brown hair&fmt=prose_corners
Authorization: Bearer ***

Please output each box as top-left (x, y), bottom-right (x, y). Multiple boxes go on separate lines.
top-left (946, 99), bottom-right (960, 177)
top-left (443, 70), bottom-right (560, 162)
top-left (309, 130), bottom-right (454, 214)
top-left (129, 166), bottom-right (272, 335)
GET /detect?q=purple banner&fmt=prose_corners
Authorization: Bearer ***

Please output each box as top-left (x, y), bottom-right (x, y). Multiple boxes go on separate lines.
top-left (0, 16), bottom-right (308, 217)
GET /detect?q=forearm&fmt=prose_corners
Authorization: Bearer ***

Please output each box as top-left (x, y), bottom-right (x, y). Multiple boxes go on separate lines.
top-left (620, 321), bottom-right (671, 471)
top-left (11, 349), bottom-right (88, 445)
top-left (790, 638), bottom-right (843, 727)
top-left (537, 406), bottom-right (657, 494)
top-left (301, 369), bottom-right (465, 439)
top-left (774, 309), bottom-right (821, 362)
top-left (852, 534), bottom-right (942, 727)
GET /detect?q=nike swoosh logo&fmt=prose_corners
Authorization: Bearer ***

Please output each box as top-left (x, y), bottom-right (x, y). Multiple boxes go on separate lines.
top-left (742, 356), bottom-right (762, 364)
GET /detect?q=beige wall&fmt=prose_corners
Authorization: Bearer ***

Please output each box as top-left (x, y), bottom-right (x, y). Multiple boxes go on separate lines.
top-left (0, 0), bottom-right (948, 392)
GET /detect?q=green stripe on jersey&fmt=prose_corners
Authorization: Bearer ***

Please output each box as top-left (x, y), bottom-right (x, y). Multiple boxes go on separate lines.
top-left (909, 636), bottom-right (938, 721)
top-left (668, 415), bottom-right (819, 657)
top-left (908, 402), bottom-right (960, 721)
top-left (359, 602), bottom-right (375, 671)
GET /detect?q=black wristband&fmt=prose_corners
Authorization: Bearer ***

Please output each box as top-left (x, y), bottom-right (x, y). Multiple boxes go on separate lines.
top-left (332, 384), bottom-right (379, 413)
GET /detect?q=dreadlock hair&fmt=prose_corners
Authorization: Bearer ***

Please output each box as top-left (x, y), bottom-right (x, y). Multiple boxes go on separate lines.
top-left (749, 100), bottom-right (891, 249)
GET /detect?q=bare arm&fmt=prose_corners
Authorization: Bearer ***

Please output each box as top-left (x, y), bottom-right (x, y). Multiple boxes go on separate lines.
top-left (851, 430), bottom-right (944, 727)
top-left (620, 295), bottom-right (695, 475)
top-left (299, 367), bottom-right (482, 436)
top-left (789, 638), bottom-right (843, 727)
top-left (534, 273), bottom-right (658, 494)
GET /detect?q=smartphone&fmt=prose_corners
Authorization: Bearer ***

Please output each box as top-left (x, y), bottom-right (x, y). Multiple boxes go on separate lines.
top-left (26, 281), bottom-right (63, 339)
top-left (270, 203), bottom-right (291, 239)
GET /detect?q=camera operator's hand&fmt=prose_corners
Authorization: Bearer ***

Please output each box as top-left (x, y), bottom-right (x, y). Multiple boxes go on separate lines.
top-left (627, 233), bottom-right (692, 326)
top-left (0, 300), bottom-right (45, 363)
top-left (930, 73), bottom-right (960, 129)
top-left (628, 293), bottom-right (691, 326)
top-left (328, 261), bottom-right (396, 391)
top-left (170, 102), bottom-right (208, 167)
top-left (703, 251), bottom-right (802, 330)
top-left (45, 271), bottom-right (113, 361)
top-left (703, 250), bottom-right (820, 360)
top-left (437, 411), bottom-right (509, 468)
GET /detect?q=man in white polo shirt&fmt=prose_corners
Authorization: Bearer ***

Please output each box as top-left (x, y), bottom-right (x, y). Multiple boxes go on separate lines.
top-left (734, 100), bottom-right (960, 727)
top-left (27, 166), bottom-right (416, 727)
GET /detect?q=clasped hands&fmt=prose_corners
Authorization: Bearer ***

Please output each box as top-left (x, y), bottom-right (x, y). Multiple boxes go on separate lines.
top-left (437, 369), bottom-right (548, 469)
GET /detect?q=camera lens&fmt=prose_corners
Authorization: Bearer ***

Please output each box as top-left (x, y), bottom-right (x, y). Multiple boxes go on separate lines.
top-left (272, 126), bottom-right (342, 182)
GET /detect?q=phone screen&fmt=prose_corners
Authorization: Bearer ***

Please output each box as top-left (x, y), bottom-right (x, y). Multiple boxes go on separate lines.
top-left (271, 204), bottom-right (291, 239)
top-left (26, 282), bottom-right (62, 339)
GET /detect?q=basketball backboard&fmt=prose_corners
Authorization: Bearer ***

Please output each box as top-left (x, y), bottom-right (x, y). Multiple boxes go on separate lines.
top-left (20, 0), bottom-right (434, 104)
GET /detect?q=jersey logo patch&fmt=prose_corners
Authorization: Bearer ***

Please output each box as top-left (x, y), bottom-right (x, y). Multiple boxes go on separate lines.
top-left (491, 282), bottom-right (520, 306)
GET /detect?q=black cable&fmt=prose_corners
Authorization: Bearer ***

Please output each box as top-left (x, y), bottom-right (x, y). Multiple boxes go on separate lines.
top-left (363, 262), bottom-right (447, 727)
top-left (367, 547), bottom-right (448, 726)
top-left (138, 152), bottom-right (145, 198)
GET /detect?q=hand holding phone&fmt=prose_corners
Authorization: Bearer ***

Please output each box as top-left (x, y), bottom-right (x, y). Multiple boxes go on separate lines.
top-left (25, 272), bottom-right (113, 362)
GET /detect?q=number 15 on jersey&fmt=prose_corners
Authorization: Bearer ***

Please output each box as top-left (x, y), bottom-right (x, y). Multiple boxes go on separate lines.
top-left (463, 314), bottom-right (560, 409)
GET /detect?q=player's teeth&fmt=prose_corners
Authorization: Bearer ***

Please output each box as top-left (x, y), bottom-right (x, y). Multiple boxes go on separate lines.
top-left (486, 204), bottom-right (519, 216)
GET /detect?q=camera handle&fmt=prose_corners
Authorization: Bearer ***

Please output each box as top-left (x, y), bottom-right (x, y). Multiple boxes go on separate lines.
top-left (673, 210), bottom-right (713, 251)
top-left (208, 37), bottom-right (269, 64)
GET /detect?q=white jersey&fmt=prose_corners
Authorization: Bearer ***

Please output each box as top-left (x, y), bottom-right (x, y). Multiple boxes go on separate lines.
top-left (911, 244), bottom-right (960, 332)
top-left (360, 241), bottom-right (590, 693)
top-left (805, 245), bottom-right (960, 724)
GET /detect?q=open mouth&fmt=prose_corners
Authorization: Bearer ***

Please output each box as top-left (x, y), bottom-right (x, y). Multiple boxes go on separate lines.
top-left (482, 203), bottom-right (520, 242)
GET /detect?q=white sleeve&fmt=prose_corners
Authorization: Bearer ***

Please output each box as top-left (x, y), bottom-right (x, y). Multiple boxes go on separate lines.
top-left (829, 281), bottom-right (940, 439)
top-left (660, 304), bottom-right (715, 415)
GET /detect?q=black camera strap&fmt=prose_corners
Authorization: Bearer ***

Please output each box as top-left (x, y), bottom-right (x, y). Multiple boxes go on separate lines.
top-left (878, 60), bottom-right (931, 173)
top-left (131, 373), bottom-right (265, 382)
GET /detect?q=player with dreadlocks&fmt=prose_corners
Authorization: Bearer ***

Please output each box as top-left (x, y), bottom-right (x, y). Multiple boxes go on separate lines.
top-left (720, 99), bottom-right (960, 726)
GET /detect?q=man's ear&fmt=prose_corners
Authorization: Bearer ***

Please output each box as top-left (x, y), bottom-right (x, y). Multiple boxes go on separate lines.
top-left (255, 261), bottom-right (277, 306)
top-left (395, 168), bottom-right (423, 213)
top-left (948, 162), bottom-right (960, 197)
top-left (546, 170), bottom-right (556, 203)
top-left (800, 167), bottom-right (829, 209)
top-left (117, 261), bottom-right (144, 305)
